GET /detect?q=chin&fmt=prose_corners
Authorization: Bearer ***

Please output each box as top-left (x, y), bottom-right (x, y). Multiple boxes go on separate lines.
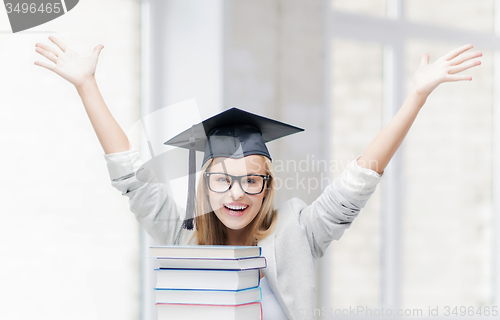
top-left (214, 212), bottom-right (248, 231)
top-left (225, 223), bottom-right (247, 231)
top-left (219, 215), bottom-right (249, 230)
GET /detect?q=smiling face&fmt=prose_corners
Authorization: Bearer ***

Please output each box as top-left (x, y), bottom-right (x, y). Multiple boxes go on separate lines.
top-left (206, 155), bottom-right (268, 231)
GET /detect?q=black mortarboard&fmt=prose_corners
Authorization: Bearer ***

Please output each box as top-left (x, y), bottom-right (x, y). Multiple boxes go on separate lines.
top-left (164, 108), bottom-right (304, 230)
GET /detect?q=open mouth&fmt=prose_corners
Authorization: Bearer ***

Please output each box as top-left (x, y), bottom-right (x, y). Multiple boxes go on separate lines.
top-left (223, 204), bottom-right (249, 216)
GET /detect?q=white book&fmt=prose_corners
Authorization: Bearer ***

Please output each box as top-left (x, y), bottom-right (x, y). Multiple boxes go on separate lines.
top-left (157, 302), bottom-right (262, 320)
top-left (150, 245), bottom-right (261, 259)
top-left (155, 268), bottom-right (260, 290)
top-left (157, 256), bottom-right (266, 270)
top-left (155, 287), bottom-right (262, 305)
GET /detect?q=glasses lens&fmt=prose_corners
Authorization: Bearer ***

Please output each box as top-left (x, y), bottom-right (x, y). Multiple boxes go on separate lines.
top-left (240, 175), bottom-right (264, 194)
top-left (208, 173), bottom-right (232, 192)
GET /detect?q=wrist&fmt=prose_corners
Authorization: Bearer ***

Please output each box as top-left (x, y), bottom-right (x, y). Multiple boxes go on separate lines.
top-left (75, 76), bottom-right (97, 94)
top-left (408, 88), bottom-right (429, 107)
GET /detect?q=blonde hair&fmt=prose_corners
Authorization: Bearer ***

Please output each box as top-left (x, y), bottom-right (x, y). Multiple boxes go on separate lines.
top-left (193, 156), bottom-right (278, 246)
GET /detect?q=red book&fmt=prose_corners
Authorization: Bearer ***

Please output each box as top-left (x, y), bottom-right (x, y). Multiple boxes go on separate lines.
top-left (156, 301), bottom-right (262, 320)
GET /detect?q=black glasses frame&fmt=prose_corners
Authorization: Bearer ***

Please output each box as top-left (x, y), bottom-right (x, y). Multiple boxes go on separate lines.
top-left (204, 172), bottom-right (270, 195)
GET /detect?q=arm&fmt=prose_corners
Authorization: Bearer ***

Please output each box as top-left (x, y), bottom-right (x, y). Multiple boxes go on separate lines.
top-left (299, 158), bottom-right (382, 258)
top-left (105, 150), bottom-right (191, 245)
top-left (357, 44), bottom-right (482, 174)
top-left (300, 45), bottom-right (481, 258)
top-left (35, 37), bottom-right (193, 245)
top-left (34, 36), bottom-right (130, 154)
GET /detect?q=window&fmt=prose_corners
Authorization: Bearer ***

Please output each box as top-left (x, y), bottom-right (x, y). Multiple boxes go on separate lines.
top-left (326, 0), bottom-right (498, 314)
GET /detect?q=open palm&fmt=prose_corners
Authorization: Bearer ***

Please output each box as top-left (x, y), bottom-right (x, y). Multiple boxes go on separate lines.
top-left (34, 36), bottom-right (104, 88)
top-left (413, 44), bottom-right (482, 96)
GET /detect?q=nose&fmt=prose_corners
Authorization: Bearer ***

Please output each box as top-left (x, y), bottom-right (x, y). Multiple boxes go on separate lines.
top-left (229, 181), bottom-right (245, 200)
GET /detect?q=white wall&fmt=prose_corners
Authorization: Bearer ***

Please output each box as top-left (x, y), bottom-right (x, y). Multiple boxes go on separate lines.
top-left (0, 1), bottom-right (141, 319)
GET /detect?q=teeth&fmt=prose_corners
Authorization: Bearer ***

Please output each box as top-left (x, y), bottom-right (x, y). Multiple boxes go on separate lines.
top-left (225, 204), bottom-right (248, 211)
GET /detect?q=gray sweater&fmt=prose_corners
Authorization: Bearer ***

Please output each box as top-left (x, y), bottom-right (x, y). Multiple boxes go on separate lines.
top-left (104, 149), bottom-right (383, 319)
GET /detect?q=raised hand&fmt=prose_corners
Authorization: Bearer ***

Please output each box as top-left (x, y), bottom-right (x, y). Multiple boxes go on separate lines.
top-left (413, 44), bottom-right (482, 97)
top-left (357, 44), bottom-right (482, 174)
top-left (34, 36), bottom-right (104, 89)
top-left (35, 37), bottom-right (130, 153)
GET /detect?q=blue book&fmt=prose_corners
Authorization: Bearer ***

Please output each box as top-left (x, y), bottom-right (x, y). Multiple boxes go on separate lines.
top-left (155, 268), bottom-right (261, 291)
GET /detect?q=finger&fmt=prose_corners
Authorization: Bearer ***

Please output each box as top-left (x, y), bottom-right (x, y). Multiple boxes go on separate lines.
top-left (34, 60), bottom-right (56, 72)
top-left (449, 59), bottom-right (481, 74)
top-left (442, 44), bottom-right (473, 61)
top-left (35, 47), bottom-right (58, 63)
top-left (420, 54), bottom-right (430, 66)
top-left (445, 74), bottom-right (472, 82)
top-left (35, 42), bottom-right (60, 57)
top-left (48, 35), bottom-right (67, 52)
top-left (92, 44), bottom-right (104, 59)
top-left (450, 51), bottom-right (482, 66)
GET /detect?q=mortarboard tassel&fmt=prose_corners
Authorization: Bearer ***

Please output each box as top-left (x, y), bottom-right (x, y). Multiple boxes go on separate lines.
top-left (183, 133), bottom-right (196, 230)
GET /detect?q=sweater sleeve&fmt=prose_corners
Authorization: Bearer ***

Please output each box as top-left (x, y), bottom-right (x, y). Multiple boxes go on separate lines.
top-left (104, 149), bottom-right (190, 245)
top-left (298, 157), bottom-right (383, 258)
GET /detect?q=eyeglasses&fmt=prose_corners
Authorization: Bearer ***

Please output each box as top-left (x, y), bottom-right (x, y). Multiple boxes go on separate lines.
top-left (204, 172), bottom-right (270, 195)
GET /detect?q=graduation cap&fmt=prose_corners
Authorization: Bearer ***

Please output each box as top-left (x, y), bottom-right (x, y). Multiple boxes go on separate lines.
top-left (164, 108), bottom-right (304, 230)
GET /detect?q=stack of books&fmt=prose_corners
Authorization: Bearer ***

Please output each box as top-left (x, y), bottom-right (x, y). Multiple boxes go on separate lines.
top-left (150, 245), bottom-right (267, 320)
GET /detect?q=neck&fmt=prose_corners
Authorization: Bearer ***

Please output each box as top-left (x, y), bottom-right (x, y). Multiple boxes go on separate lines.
top-left (226, 227), bottom-right (250, 246)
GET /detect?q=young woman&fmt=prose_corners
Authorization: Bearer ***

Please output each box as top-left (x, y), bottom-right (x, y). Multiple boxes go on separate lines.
top-left (35, 36), bottom-right (482, 320)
